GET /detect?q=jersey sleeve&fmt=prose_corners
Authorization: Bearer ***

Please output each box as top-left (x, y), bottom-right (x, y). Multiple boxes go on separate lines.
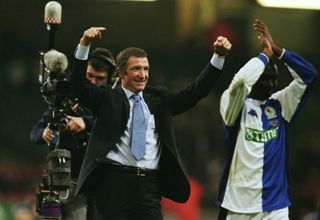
top-left (220, 54), bottom-right (268, 126)
top-left (271, 50), bottom-right (317, 122)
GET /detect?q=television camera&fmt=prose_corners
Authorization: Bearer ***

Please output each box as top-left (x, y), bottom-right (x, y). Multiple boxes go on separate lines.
top-left (35, 1), bottom-right (78, 219)
top-left (36, 49), bottom-right (74, 220)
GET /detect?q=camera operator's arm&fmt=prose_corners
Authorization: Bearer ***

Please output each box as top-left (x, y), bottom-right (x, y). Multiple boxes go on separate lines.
top-left (81, 115), bottom-right (94, 132)
top-left (30, 110), bottom-right (52, 145)
top-left (67, 103), bottom-right (94, 133)
top-left (65, 116), bottom-right (86, 134)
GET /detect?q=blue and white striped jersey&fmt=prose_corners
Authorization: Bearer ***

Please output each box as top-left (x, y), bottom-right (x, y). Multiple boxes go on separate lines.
top-left (218, 50), bottom-right (317, 213)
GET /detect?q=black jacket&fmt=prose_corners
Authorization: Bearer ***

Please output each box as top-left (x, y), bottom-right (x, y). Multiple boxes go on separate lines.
top-left (71, 58), bottom-right (222, 203)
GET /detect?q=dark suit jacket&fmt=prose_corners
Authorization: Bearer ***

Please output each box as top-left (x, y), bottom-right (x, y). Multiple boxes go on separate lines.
top-left (70, 58), bottom-right (222, 203)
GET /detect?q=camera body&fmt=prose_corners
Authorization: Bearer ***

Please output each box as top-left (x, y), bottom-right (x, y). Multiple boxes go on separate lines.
top-left (47, 149), bottom-right (71, 190)
top-left (36, 149), bottom-right (71, 219)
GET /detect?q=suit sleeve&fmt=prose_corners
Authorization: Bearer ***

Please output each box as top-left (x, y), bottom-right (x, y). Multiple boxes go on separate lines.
top-left (220, 54), bottom-right (268, 126)
top-left (70, 57), bottom-right (105, 115)
top-left (168, 61), bottom-right (223, 116)
top-left (270, 50), bottom-right (317, 122)
top-left (82, 115), bottom-right (94, 133)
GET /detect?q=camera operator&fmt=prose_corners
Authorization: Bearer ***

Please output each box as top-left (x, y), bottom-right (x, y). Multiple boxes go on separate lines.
top-left (31, 47), bottom-right (116, 220)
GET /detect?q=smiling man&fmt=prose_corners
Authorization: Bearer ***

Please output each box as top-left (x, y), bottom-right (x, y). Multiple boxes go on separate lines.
top-left (116, 48), bottom-right (150, 93)
top-left (70, 27), bottom-right (231, 219)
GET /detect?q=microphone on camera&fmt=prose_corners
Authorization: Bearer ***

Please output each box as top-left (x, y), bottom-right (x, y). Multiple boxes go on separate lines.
top-left (44, 50), bottom-right (68, 74)
top-left (44, 1), bottom-right (62, 49)
top-left (42, 50), bottom-right (70, 98)
top-left (44, 1), bottom-right (62, 25)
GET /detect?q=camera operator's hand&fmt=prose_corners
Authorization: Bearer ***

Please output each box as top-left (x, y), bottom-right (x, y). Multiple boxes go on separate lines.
top-left (80, 27), bottom-right (106, 46)
top-left (65, 116), bottom-right (86, 134)
top-left (42, 127), bottom-right (55, 145)
top-left (71, 103), bottom-right (79, 112)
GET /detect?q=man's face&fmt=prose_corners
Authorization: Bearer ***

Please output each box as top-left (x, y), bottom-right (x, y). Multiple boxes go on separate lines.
top-left (251, 66), bottom-right (278, 100)
top-left (86, 64), bottom-right (108, 86)
top-left (120, 56), bottom-right (149, 93)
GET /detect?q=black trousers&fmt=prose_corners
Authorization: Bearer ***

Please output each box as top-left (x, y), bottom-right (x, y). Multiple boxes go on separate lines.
top-left (92, 164), bottom-right (163, 220)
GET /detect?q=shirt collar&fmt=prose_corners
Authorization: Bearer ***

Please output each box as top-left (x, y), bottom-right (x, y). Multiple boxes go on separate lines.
top-left (122, 86), bottom-right (143, 100)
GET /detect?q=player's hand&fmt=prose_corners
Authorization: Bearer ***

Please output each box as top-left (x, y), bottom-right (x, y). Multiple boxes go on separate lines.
top-left (259, 35), bottom-right (273, 58)
top-left (213, 36), bottom-right (232, 57)
top-left (65, 116), bottom-right (86, 133)
top-left (253, 19), bottom-right (283, 57)
top-left (80, 27), bottom-right (106, 46)
top-left (253, 19), bottom-right (274, 47)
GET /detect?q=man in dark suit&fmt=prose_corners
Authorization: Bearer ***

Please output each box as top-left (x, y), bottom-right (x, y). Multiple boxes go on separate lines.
top-left (70, 27), bottom-right (231, 220)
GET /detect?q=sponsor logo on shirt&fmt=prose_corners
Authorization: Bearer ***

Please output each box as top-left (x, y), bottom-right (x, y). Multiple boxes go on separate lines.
top-left (245, 127), bottom-right (279, 143)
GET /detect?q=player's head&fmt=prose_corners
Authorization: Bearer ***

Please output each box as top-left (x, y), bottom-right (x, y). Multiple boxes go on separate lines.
top-left (250, 60), bottom-right (278, 100)
top-left (87, 48), bottom-right (115, 86)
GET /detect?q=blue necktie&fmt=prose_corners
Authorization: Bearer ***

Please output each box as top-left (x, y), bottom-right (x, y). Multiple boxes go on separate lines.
top-left (130, 94), bottom-right (146, 160)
